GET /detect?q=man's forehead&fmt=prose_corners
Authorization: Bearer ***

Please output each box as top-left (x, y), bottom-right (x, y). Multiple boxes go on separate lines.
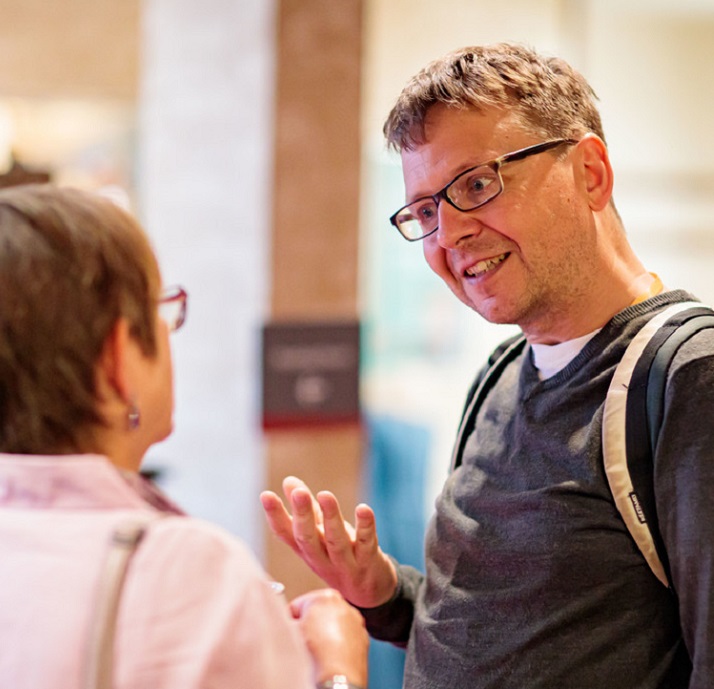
top-left (414, 106), bottom-right (529, 157)
top-left (399, 106), bottom-right (529, 193)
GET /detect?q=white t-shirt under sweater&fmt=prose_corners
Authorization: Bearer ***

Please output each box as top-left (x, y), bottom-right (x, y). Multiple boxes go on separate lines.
top-left (531, 330), bottom-right (599, 379)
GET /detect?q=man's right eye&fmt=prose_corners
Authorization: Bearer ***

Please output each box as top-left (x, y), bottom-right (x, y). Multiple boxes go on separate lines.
top-left (464, 172), bottom-right (496, 196)
top-left (415, 202), bottom-right (436, 221)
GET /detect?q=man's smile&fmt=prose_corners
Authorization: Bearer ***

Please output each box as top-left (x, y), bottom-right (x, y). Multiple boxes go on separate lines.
top-left (464, 252), bottom-right (509, 277)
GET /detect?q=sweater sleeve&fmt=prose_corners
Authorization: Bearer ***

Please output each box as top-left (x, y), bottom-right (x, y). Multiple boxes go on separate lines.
top-left (357, 558), bottom-right (423, 646)
top-left (655, 330), bottom-right (714, 688)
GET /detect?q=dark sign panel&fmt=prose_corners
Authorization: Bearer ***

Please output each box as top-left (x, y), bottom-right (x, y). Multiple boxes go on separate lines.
top-left (261, 320), bottom-right (360, 429)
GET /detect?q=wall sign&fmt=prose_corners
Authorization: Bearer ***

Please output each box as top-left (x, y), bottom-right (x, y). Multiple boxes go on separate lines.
top-left (261, 320), bottom-right (360, 429)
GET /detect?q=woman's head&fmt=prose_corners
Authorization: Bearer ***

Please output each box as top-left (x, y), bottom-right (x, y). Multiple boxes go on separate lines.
top-left (0, 184), bottom-right (163, 454)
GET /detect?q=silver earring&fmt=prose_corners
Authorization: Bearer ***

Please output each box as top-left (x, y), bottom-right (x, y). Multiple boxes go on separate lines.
top-left (127, 400), bottom-right (141, 430)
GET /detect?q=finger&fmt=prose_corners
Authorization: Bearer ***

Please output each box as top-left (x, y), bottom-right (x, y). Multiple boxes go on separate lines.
top-left (353, 502), bottom-right (380, 563)
top-left (259, 491), bottom-right (300, 553)
top-left (282, 475), bottom-right (306, 499)
top-left (284, 476), bottom-right (324, 528)
top-left (288, 593), bottom-right (307, 619)
top-left (290, 487), bottom-right (329, 563)
top-left (289, 588), bottom-right (337, 617)
top-left (316, 491), bottom-right (355, 564)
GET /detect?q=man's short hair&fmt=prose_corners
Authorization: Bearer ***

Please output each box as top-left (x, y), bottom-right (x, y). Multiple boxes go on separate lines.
top-left (384, 42), bottom-right (605, 151)
top-left (0, 184), bottom-right (160, 454)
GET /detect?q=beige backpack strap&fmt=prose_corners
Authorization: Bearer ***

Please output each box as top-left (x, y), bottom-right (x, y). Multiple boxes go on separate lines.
top-left (83, 515), bottom-right (158, 689)
top-left (602, 301), bottom-right (700, 588)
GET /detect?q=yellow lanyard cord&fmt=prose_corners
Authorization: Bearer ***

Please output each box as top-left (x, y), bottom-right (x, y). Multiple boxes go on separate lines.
top-left (630, 273), bottom-right (664, 306)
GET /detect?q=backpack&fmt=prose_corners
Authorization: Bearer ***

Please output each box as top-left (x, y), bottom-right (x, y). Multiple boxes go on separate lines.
top-left (451, 301), bottom-right (714, 590)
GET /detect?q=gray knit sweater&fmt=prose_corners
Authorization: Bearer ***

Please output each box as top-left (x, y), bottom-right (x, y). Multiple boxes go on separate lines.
top-left (361, 290), bottom-right (714, 689)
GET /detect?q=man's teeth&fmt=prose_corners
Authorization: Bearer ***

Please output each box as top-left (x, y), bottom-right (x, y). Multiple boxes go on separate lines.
top-left (466, 253), bottom-right (507, 276)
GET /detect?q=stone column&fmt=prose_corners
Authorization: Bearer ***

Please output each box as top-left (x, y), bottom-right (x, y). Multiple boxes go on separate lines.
top-left (139, 0), bottom-right (276, 551)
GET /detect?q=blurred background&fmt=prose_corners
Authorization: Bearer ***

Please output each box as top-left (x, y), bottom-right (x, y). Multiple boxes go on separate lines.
top-left (2, 1), bottom-right (714, 686)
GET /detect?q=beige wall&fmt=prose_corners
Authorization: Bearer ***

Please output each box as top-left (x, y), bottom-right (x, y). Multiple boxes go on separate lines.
top-left (0, 0), bottom-right (139, 99)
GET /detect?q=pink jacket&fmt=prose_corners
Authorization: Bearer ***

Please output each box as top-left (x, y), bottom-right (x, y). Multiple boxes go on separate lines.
top-left (0, 453), bottom-right (314, 689)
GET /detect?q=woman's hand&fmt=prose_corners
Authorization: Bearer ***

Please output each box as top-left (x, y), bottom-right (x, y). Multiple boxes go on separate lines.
top-left (290, 588), bottom-right (369, 687)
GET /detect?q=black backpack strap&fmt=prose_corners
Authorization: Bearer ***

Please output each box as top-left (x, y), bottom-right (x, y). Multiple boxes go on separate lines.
top-left (625, 305), bottom-right (714, 587)
top-left (450, 334), bottom-right (527, 472)
top-left (646, 312), bottom-right (714, 450)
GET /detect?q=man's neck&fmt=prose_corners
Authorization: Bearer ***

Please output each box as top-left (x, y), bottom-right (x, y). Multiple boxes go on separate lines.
top-left (523, 270), bottom-right (661, 345)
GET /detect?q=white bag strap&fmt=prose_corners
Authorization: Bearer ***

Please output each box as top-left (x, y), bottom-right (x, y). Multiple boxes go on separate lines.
top-left (83, 515), bottom-right (158, 689)
top-left (602, 301), bottom-right (700, 588)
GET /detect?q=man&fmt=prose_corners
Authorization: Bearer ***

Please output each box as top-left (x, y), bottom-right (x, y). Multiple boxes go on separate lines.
top-left (261, 43), bottom-right (713, 688)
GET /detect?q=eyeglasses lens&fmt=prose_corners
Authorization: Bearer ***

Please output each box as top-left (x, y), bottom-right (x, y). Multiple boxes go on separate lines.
top-left (448, 166), bottom-right (501, 210)
top-left (159, 289), bottom-right (187, 332)
top-left (395, 201), bottom-right (438, 241)
top-left (394, 165), bottom-right (502, 241)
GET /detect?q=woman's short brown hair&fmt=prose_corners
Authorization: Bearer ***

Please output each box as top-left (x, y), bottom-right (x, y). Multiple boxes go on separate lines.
top-left (0, 184), bottom-right (160, 454)
top-left (384, 42), bottom-right (605, 151)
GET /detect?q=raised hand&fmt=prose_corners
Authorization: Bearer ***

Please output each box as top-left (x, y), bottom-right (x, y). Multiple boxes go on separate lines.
top-left (260, 476), bottom-right (398, 608)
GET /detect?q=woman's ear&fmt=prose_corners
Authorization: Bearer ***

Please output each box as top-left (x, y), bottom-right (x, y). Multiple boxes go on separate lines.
top-left (96, 318), bottom-right (133, 404)
top-left (576, 133), bottom-right (614, 212)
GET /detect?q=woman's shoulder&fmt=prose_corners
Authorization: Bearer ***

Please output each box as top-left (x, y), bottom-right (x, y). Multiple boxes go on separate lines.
top-left (143, 513), bottom-right (260, 568)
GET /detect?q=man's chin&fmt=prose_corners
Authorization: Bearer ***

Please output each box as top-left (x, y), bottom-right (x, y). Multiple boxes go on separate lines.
top-left (447, 283), bottom-right (524, 326)
top-left (470, 298), bottom-right (522, 326)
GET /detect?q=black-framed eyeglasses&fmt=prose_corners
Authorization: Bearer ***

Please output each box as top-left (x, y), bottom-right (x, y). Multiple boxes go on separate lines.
top-left (389, 138), bottom-right (578, 242)
top-left (158, 285), bottom-right (188, 333)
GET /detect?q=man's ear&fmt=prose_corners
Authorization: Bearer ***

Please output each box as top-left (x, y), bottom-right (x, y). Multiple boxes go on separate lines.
top-left (96, 318), bottom-right (132, 404)
top-left (577, 133), bottom-right (614, 212)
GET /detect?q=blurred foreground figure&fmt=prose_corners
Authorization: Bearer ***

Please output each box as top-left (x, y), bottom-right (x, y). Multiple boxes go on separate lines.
top-left (262, 43), bottom-right (714, 688)
top-left (0, 184), bottom-right (367, 689)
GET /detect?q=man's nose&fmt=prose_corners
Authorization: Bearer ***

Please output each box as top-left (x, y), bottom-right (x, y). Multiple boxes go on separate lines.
top-left (435, 200), bottom-right (482, 249)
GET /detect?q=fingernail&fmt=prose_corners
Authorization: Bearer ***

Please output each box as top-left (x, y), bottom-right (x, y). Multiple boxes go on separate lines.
top-left (294, 491), bottom-right (312, 512)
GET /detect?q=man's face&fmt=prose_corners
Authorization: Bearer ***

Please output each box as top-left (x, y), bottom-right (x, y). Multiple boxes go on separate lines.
top-left (400, 104), bottom-right (598, 343)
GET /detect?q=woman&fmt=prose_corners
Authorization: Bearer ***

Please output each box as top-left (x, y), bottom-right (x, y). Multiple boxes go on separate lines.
top-left (0, 184), bottom-right (367, 689)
